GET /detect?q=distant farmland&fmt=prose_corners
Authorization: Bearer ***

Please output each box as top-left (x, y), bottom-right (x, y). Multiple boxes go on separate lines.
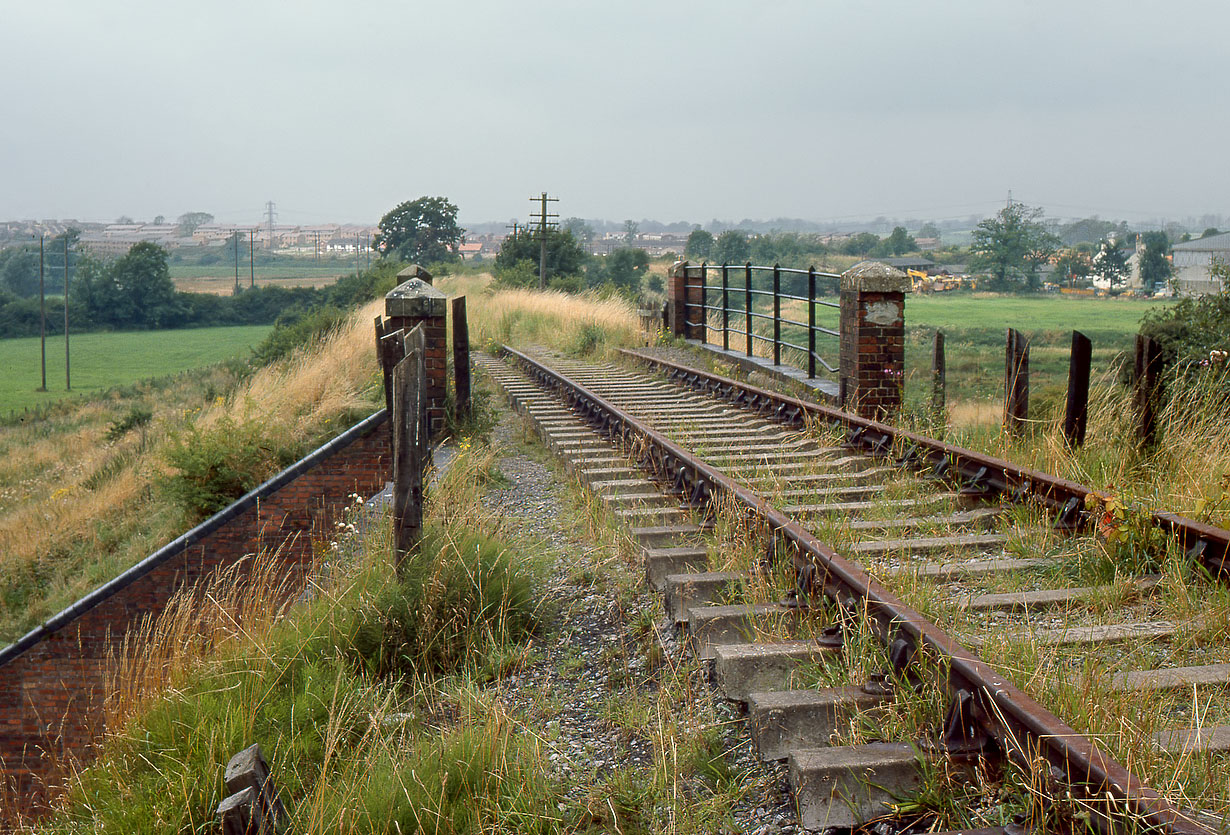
top-left (0, 325), bottom-right (270, 414)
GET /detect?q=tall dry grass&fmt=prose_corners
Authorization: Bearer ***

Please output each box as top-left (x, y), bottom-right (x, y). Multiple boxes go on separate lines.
top-left (939, 366), bottom-right (1230, 522)
top-left (0, 303), bottom-right (384, 644)
top-left (437, 272), bottom-right (641, 355)
top-left (36, 438), bottom-right (554, 834)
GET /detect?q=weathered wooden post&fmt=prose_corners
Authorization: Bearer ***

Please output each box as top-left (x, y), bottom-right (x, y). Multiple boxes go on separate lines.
top-left (839, 261), bottom-right (909, 420)
top-left (384, 265), bottom-right (447, 438)
top-left (1133, 333), bottom-right (1163, 446)
top-left (451, 295), bottom-right (471, 425)
top-left (216, 743), bottom-right (285, 835)
top-left (1004, 328), bottom-right (1030, 436)
top-left (1063, 330), bottom-right (1092, 447)
top-left (392, 325), bottom-right (426, 570)
top-left (931, 330), bottom-right (946, 429)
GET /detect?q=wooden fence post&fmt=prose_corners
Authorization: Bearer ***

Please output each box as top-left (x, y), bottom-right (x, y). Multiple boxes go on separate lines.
top-left (1134, 333), bottom-right (1163, 447)
top-left (392, 325), bottom-right (426, 571)
top-left (931, 330), bottom-right (946, 429)
top-left (451, 296), bottom-right (471, 425)
top-left (1063, 330), bottom-right (1092, 447)
top-left (1004, 328), bottom-right (1030, 436)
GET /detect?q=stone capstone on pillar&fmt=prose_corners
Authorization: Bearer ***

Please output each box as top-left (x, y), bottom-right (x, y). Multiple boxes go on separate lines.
top-left (839, 261), bottom-right (909, 421)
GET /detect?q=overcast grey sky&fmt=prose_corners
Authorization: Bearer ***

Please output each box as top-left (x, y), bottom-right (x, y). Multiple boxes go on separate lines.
top-left (2, 1), bottom-right (1227, 227)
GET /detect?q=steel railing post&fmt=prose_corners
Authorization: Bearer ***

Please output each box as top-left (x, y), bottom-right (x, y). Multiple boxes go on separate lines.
top-left (721, 263), bottom-right (729, 352)
top-left (807, 266), bottom-right (816, 379)
top-left (699, 263), bottom-right (708, 345)
top-left (744, 262), bottom-right (753, 357)
top-left (772, 263), bottom-right (781, 366)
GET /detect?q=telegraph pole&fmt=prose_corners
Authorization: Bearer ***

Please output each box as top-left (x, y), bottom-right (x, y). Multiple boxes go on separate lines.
top-left (528, 192), bottom-right (559, 290)
top-left (314, 230), bottom-right (320, 262)
top-left (38, 235), bottom-right (46, 392)
top-left (249, 230), bottom-right (255, 288)
top-left (63, 236), bottom-right (70, 391)
top-left (233, 230), bottom-right (240, 294)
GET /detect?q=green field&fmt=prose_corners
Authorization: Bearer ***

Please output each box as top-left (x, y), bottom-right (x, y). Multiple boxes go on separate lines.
top-left (903, 293), bottom-right (1173, 405)
top-left (0, 325), bottom-right (271, 414)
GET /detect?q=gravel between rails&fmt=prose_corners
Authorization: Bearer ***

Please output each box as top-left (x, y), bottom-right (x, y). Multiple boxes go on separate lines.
top-left (477, 396), bottom-right (800, 834)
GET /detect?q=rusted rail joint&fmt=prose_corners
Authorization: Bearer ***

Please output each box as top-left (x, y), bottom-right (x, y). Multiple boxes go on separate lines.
top-left (619, 348), bottom-right (1228, 579)
top-left (502, 345), bottom-right (1214, 835)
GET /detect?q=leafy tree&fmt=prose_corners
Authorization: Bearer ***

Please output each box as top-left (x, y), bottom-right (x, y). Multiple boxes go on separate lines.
top-left (110, 242), bottom-right (182, 327)
top-left (115, 215), bottom-right (134, 225)
top-left (373, 196), bottom-right (464, 264)
top-left (1092, 238), bottom-right (1130, 290)
top-left (684, 229), bottom-right (714, 260)
top-left (917, 222), bottom-right (941, 240)
top-left (153, 215), bottom-right (165, 225)
top-left (881, 226), bottom-right (915, 256)
top-left (587, 247), bottom-right (649, 295)
top-left (712, 230), bottom-right (750, 265)
top-left (494, 228), bottom-right (586, 285)
top-left (177, 212), bottom-right (214, 236)
top-left (1138, 231), bottom-right (1173, 292)
top-left (1201, 227), bottom-right (1221, 239)
top-left (0, 247), bottom-right (38, 296)
top-left (841, 232), bottom-right (881, 257)
top-left (1054, 249), bottom-right (1092, 286)
top-left (622, 220), bottom-right (639, 246)
top-left (1057, 217), bottom-right (1126, 246)
top-left (970, 203), bottom-right (1060, 290)
top-left (562, 217), bottom-right (595, 247)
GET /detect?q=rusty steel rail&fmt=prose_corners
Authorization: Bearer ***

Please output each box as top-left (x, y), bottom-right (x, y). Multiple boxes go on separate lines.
top-left (620, 348), bottom-right (1230, 579)
top-left (501, 345), bottom-right (1214, 835)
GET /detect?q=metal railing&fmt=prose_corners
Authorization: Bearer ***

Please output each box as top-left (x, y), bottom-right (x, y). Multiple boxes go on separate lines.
top-left (683, 262), bottom-right (841, 379)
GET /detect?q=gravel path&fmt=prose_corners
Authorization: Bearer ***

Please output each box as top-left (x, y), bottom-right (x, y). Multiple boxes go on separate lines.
top-left (477, 402), bottom-right (800, 833)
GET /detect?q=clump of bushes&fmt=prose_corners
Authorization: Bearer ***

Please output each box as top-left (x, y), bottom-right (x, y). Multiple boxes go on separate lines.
top-left (348, 532), bottom-right (539, 680)
top-left (160, 416), bottom-right (293, 520)
top-left (105, 405), bottom-right (153, 441)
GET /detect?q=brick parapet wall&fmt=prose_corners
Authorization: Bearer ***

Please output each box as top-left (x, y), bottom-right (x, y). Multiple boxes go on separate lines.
top-left (0, 411), bottom-right (391, 819)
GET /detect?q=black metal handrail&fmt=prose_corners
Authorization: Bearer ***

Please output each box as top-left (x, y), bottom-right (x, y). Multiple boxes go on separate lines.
top-left (685, 262), bottom-right (840, 378)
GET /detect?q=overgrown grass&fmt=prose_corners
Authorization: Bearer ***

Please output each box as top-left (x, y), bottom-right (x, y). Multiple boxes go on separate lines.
top-left (0, 301), bottom-right (384, 644)
top-left (436, 272), bottom-right (643, 357)
top-left (35, 443), bottom-right (552, 834)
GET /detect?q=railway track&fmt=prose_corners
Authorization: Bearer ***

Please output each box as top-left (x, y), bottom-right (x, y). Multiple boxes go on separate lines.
top-left (476, 346), bottom-right (1230, 833)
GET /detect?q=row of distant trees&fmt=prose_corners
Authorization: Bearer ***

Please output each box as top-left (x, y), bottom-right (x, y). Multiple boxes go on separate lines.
top-left (969, 203), bottom-right (1177, 292)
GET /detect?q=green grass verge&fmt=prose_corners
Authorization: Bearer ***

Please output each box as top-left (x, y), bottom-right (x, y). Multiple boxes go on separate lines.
top-left (904, 293), bottom-right (1175, 404)
top-left (0, 325), bottom-right (270, 414)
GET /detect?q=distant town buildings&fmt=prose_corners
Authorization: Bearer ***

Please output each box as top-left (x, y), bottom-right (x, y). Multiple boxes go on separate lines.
top-left (0, 219), bottom-right (378, 259)
top-left (1171, 232), bottom-right (1230, 295)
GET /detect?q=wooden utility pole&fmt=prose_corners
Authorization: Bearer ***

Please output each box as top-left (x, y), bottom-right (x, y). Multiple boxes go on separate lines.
top-left (64, 236), bottom-right (71, 391)
top-left (451, 296), bottom-right (471, 423)
top-left (248, 230), bottom-right (255, 288)
top-left (38, 235), bottom-right (46, 392)
top-left (528, 192), bottom-right (559, 290)
top-left (233, 230), bottom-right (240, 294)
